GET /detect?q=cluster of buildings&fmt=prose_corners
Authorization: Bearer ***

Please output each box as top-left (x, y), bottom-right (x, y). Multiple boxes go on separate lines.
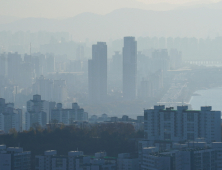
top-left (25, 94), bottom-right (88, 131)
top-left (0, 146), bottom-right (139, 170)
top-left (88, 37), bottom-right (182, 104)
top-left (0, 52), bottom-right (69, 108)
top-left (0, 36), bottom-right (184, 115)
top-left (32, 75), bottom-right (67, 104)
top-left (0, 105), bottom-right (222, 170)
top-left (88, 37), bottom-right (138, 103)
top-left (0, 94), bottom-right (88, 133)
top-left (89, 114), bottom-right (144, 131)
top-left (139, 105), bottom-right (222, 170)
top-left (0, 94), bottom-right (146, 133)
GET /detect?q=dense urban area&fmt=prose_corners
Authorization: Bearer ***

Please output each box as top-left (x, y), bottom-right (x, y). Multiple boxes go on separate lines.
top-left (0, 33), bottom-right (222, 170)
top-left (1, 1), bottom-right (222, 169)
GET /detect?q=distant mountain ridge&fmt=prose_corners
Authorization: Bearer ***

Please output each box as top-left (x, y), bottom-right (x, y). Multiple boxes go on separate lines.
top-left (1, 7), bottom-right (222, 40)
top-left (0, 16), bottom-right (20, 24)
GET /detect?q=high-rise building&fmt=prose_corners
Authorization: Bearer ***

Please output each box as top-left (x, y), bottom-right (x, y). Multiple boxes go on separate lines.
top-left (88, 42), bottom-right (107, 103)
top-left (0, 99), bottom-right (22, 133)
top-left (110, 51), bottom-right (122, 78)
top-left (46, 54), bottom-right (55, 73)
top-left (123, 37), bottom-right (137, 100)
top-left (0, 53), bottom-right (6, 77)
top-left (144, 105), bottom-right (221, 143)
top-left (7, 52), bottom-right (22, 83)
top-left (25, 95), bottom-right (49, 130)
top-left (76, 45), bottom-right (84, 60)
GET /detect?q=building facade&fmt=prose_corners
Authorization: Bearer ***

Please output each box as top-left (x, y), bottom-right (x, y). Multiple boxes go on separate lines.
top-left (0, 145), bottom-right (31, 170)
top-left (35, 151), bottom-right (116, 170)
top-left (122, 37), bottom-right (137, 100)
top-left (0, 98), bottom-right (22, 133)
top-left (50, 103), bottom-right (88, 124)
top-left (25, 95), bottom-right (48, 130)
top-left (144, 105), bottom-right (221, 143)
top-left (88, 42), bottom-right (107, 103)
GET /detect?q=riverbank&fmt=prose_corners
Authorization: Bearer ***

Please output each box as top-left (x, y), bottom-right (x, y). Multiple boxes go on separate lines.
top-left (189, 87), bottom-right (222, 111)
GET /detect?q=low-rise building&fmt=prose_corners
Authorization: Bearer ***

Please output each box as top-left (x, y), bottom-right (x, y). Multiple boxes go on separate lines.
top-left (141, 142), bottom-right (222, 170)
top-left (51, 103), bottom-right (88, 125)
top-left (0, 145), bottom-right (31, 170)
top-left (117, 153), bottom-right (139, 170)
top-left (35, 151), bottom-right (116, 170)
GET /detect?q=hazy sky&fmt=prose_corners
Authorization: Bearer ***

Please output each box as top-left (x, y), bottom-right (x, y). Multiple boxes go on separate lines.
top-left (0, 0), bottom-right (220, 18)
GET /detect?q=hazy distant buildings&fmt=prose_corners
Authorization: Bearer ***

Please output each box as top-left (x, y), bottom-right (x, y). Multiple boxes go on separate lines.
top-left (138, 70), bottom-right (163, 100)
top-left (88, 42), bottom-right (107, 103)
top-left (32, 75), bottom-right (67, 104)
top-left (46, 55), bottom-right (55, 73)
top-left (169, 49), bottom-right (182, 69)
top-left (123, 37), bottom-right (137, 100)
top-left (50, 103), bottom-right (88, 124)
top-left (68, 60), bottom-right (82, 72)
top-left (76, 45), bottom-right (85, 60)
top-left (0, 53), bottom-right (6, 77)
top-left (144, 105), bottom-right (221, 143)
top-left (7, 52), bottom-right (22, 83)
top-left (151, 49), bottom-right (170, 74)
top-left (110, 51), bottom-right (122, 78)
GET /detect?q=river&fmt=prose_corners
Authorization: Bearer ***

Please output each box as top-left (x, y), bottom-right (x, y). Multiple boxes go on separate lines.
top-left (189, 87), bottom-right (222, 111)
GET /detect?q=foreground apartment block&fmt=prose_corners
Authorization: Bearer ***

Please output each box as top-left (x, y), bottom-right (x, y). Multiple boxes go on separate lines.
top-left (144, 105), bottom-right (221, 143)
top-left (141, 142), bottom-right (222, 170)
top-left (0, 145), bottom-right (31, 170)
top-left (35, 150), bottom-right (116, 170)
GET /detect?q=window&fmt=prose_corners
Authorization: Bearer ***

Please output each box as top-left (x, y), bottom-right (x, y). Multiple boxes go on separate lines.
top-left (187, 112), bottom-right (194, 122)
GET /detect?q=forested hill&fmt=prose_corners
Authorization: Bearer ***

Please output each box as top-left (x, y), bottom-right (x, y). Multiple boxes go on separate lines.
top-left (0, 123), bottom-right (143, 169)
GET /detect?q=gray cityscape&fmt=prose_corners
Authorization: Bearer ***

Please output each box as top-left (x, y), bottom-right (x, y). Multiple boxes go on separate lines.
top-left (1, 0), bottom-right (222, 170)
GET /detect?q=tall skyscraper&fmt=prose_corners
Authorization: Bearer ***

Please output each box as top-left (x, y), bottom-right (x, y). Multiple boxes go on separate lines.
top-left (7, 52), bottom-right (22, 83)
top-left (0, 53), bottom-right (6, 77)
top-left (88, 42), bottom-right (107, 103)
top-left (123, 37), bottom-right (137, 100)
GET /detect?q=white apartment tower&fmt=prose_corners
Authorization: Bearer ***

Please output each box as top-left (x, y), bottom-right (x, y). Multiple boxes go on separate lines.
top-left (144, 105), bottom-right (221, 143)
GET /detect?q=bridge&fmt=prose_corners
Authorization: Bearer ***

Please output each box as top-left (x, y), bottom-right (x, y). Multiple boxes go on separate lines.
top-left (185, 60), bottom-right (222, 66)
